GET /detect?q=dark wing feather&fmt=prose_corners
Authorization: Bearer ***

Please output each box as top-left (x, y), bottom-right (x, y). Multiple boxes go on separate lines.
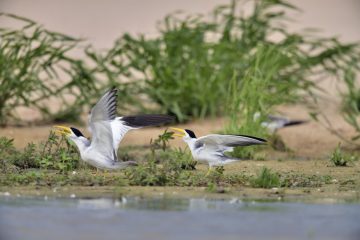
top-left (121, 114), bottom-right (174, 128)
top-left (268, 115), bottom-right (307, 128)
top-left (89, 87), bottom-right (118, 123)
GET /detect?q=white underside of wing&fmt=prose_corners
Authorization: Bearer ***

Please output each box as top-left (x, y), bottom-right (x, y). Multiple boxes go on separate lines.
top-left (222, 146), bottom-right (234, 152)
top-left (110, 117), bottom-right (135, 153)
top-left (87, 113), bottom-right (93, 134)
top-left (86, 121), bottom-right (116, 165)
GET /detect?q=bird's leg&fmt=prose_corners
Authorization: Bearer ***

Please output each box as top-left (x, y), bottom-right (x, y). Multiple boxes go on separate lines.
top-left (205, 165), bottom-right (213, 177)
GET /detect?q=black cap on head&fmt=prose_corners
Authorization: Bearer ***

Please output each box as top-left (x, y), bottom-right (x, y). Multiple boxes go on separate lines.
top-left (185, 129), bottom-right (196, 138)
top-left (70, 127), bottom-right (84, 137)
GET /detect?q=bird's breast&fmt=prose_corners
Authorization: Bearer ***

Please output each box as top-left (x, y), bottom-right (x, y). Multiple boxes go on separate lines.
top-left (82, 150), bottom-right (114, 169)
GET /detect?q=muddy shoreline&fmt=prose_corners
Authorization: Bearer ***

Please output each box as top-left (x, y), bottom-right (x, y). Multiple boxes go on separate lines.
top-left (1, 157), bottom-right (359, 203)
top-left (1, 184), bottom-right (358, 204)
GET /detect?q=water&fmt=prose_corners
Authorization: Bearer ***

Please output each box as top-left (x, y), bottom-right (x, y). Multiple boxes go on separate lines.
top-left (0, 195), bottom-right (359, 240)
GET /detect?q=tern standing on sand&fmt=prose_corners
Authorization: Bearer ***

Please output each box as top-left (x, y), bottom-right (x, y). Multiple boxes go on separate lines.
top-left (171, 128), bottom-right (266, 173)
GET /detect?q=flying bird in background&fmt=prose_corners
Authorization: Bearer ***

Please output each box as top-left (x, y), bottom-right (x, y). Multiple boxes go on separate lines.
top-left (253, 112), bottom-right (308, 133)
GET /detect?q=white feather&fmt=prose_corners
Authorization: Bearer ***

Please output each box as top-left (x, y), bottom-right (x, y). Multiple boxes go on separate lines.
top-left (110, 118), bottom-right (136, 157)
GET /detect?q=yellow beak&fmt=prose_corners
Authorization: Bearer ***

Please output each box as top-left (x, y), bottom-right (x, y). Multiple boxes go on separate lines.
top-left (170, 127), bottom-right (186, 137)
top-left (53, 125), bottom-right (72, 136)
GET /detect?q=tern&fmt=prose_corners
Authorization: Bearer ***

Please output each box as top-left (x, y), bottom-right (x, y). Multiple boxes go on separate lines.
top-left (54, 88), bottom-right (173, 170)
top-left (170, 128), bottom-right (266, 173)
top-left (263, 115), bottom-right (307, 133)
top-left (253, 112), bottom-right (307, 133)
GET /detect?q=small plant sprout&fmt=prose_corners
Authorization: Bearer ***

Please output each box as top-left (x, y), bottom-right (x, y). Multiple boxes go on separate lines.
top-left (251, 167), bottom-right (281, 189)
top-left (150, 129), bottom-right (175, 152)
top-left (149, 129), bottom-right (175, 162)
top-left (330, 144), bottom-right (357, 167)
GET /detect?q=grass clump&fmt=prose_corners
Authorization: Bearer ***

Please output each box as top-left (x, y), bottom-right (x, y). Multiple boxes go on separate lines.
top-left (124, 148), bottom-right (198, 186)
top-left (251, 167), bottom-right (280, 188)
top-left (0, 14), bottom-right (138, 125)
top-left (0, 169), bottom-right (126, 187)
top-left (330, 144), bottom-right (357, 167)
top-left (149, 129), bottom-right (175, 154)
top-left (2, 0), bottom-right (359, 129)
top-left (101, 0), bottom-right (360, 123)
top-left (124, 159), bottom-right (169, 186)
top-left (0, 13), bottom-right (79, 124)
top-left (162, 148), bottom-right (197, 171)
top-left (341, 67), bottom-right (360, 143)
top-left (149, 129), bottom-right (197, 170)
top-left (0, 137), bottom-right (19, 173)
top-left (36, 132), bottom-right (81, 172)
top-left (0, 132), bottom-right (81, 173)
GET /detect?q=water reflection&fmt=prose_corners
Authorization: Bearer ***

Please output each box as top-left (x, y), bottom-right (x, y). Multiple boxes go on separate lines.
top-left (0, 195), bottom-right (359, 240)
top-left (0, 196), bottom-right (284, 212)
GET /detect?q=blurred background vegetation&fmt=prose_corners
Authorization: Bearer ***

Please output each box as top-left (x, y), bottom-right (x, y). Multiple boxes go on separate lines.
top-left (0, 0), bottom-right (359, 145)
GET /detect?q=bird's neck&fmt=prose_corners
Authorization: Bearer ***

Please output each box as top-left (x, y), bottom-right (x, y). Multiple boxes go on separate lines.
top-left (71, 137), bottom-right (90, 156)
top-left (183, 138), bottom-right (197, 151)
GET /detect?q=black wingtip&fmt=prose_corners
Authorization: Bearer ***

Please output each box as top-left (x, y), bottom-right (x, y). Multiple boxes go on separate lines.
top-left (108, 87), bottom-right (118, 95)
top-left (122, 114), bottom-right (175, 128)
top-left (283, 120), bottom-right (307, 127)
top-left (236, 134), bottom-right (267, 143)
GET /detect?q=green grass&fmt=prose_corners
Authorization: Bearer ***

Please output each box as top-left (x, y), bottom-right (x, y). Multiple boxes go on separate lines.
top-left (0, 166), bottom-right (337, 190)
top-left (0, 14), bottom-right (138, 125)
top-left (281, 174), bottom-right (332, 188)
top-left (224, 45), bottom-right (289, 158)
top-left (1, 1), bottom-right (359, 130)
top-left (0, 133), bottom-right (341, 190)
top-left (0, 13), bottom-right (82, 124)
top-left (251, 167), bottom-right (280, 188)
top-left (0, 132), bottom-right (82, 173)
top-left (329, 144), bottom-right (357, 167)
top-left (123, 131), bottom-right (198, 186)
top-left (0, 130), bottom-right (346, 191)
top-left (0, 129), bottom-right (339, 190)
top-left (341, 67), bottom-right (360, 142)
top-left (0, 129), bottom-right (243, 187)
top-left (98, 0), bottom-right (360, 123)
top-left (0, 170), bottom-right (126, 187)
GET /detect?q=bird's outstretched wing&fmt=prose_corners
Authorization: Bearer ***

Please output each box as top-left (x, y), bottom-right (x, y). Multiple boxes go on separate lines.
top-left (196, 134), bottom-right (266, 152)
top-left (88, 88), bottom-right (174, 161)
top-left (89, 87), bottom-right (118, 124)
top-left (267, 115), bottom-right (307, 128)
top-left (87, 88), bottom-right (119, 164)
top-left (111, 114), bottom-right (174, 154)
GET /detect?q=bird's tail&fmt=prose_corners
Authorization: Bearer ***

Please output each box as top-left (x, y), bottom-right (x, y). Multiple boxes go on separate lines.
top-left (121, 114), bottom-right (174, 128)
top-left (113, 161), bottom-right (138, 169)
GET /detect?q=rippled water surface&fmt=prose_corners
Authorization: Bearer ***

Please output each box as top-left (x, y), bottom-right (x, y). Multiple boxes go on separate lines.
top-left (0, 196), bottom-right (359, 240)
